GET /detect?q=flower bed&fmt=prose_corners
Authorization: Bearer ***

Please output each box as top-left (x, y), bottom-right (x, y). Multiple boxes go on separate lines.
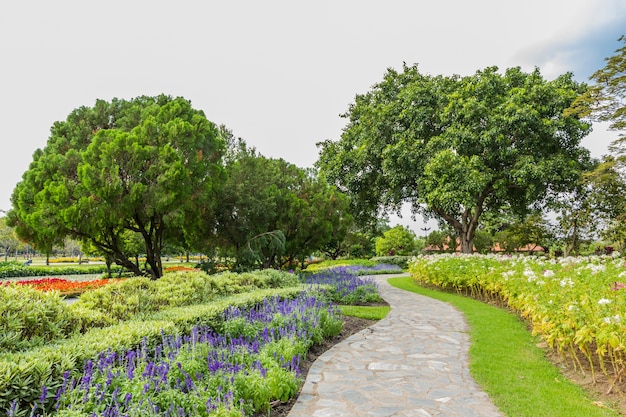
top-left (1, 267), bottom-right (383, 416)
top-left (1, 277), bottom-right (121, 297)
top-left (13, 293), bottom-right (341, 417)
top-left (301, 267), bottom-right (383, 304)
top-left (409, 254), bottom-right (626, 382)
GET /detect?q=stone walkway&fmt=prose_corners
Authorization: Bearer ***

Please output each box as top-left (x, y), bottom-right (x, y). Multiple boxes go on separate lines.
top-left (287, 274), bottom-right (504, 417)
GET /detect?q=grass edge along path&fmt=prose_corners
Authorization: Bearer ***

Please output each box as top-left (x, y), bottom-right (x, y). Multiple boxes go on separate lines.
top-left (387, 276), bottom-right (619, 417)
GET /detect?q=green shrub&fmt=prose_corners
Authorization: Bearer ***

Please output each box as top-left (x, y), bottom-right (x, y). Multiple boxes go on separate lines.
top-left (0, 261), bottom-right (122, 279)
top-left (0, 287), bottom-right (305, 416)
top-left (370, 256), bottom-right (412, 269)
top-left (72, 269), bottom-right (300, 327)
top-left (0, 284), bottom-right (73, 353)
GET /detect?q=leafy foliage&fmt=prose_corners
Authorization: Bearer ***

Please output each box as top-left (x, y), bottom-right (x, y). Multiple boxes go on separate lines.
top-left (317, 65), bottom-right (592, 253)
top-left (215, 141), bottom-right (352, 270)
top-left (569, 36), bottom-right (626, 149)
top-left (375, 225), bottom-right (417, 256)
top-left (8, 95), bottom-right (225, 279)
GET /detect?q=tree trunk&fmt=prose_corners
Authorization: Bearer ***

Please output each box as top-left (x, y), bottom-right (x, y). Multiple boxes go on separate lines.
top-left (105, 256), bottom-right (113, 278)
top-left (565, 222), bottom-right (578, 257)
top-left (458, 232), bottom-right (474, 254)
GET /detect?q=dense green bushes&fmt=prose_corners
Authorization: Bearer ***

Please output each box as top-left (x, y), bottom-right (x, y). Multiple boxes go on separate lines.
top-left (74, 269), bottom-right (299, 325)
top-left (1, 269), bottom-right (300, 353)
top-left (0, 261), bottom-right (122, 279)
top-left (0, 285), bottom-right (305, 416)
top-left (0, 285), bottom-right (71, 352)
top-left (370, 256), bottom-right (411, 269)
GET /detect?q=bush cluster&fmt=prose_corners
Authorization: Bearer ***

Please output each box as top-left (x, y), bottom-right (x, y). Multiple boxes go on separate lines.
top-left (0, 286), bottom-right (305, 416)
top-left (1, 269), bottom-right (299, 353)
top-left (0, 261), bottom-right (122, 279)
top-left (370, 256), bottom-right (411, 269)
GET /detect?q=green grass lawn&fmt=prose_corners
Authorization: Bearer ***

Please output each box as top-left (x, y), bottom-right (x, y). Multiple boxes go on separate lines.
top-left (387, 276), bottom-right (620, 417)
top-left (338, 304), bottom-right (391, 320)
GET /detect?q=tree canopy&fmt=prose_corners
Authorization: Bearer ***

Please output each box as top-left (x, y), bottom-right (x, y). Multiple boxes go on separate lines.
top-left (375, 225), bottom-right (416, 256)
top-left (8, 95), bottom-right (224, 278)
top-left (214, 139), bottom-right (352, 270)
top-left (317, 65), bottom-right (592, 253)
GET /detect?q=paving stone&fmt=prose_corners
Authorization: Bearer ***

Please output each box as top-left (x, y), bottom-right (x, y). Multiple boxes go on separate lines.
top-left (287, 273), bottom-right (504, 417)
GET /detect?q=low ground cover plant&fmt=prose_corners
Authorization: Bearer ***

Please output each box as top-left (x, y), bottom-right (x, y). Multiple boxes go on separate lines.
top-left (301, 267), bottom-right (383, 304)
top-left (1, 277), bottom-right (122, 297)
top-left (1, 267), bottom-right (383, 416)
top-left (409, 254), bottom-right (626, 384)
top-left (18, 293), bottom-right (341, 417)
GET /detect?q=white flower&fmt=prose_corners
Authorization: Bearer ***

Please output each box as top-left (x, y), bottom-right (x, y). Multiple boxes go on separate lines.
top-left (568, 305), bottom-right (576, 311)
top-left (542, 269), bottom-right (555, 277)
top-left (604, 317), bottom-right (612, 324)
top-left (598, 298), bottom-right (611, 305)
top-left (560, 278), bottom-right (574, 288)
top-left (614, 315), bottom-right (621, 323)
top-left (586, 264), bottom-right (606, 274)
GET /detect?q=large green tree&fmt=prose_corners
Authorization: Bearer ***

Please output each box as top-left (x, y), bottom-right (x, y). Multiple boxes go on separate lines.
top-left (317, 65), bottom-right (592, 253)
top-left (8, 95), bottom-right (224, 278)
top-left (215, 140), bottom-right (351, 270)
top-left (375, 225), bottom-right (416, 256)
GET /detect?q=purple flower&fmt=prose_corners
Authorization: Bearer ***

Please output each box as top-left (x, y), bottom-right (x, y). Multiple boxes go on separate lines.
top-left (39, 385), bottom-right (48, 405)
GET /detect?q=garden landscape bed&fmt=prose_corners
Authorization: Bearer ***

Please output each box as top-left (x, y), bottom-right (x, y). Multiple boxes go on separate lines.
top-left (409, 254), bottom-right (626, 415)
top-left (1, 265), bottom-right (388, 417)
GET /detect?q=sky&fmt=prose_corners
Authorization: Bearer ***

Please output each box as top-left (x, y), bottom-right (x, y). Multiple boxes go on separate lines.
top-left (1, 0), bottom-right (625, 233)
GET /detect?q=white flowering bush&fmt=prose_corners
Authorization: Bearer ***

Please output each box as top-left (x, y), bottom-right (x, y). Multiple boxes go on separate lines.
top-left (409, 253), bottom-right (626, 380)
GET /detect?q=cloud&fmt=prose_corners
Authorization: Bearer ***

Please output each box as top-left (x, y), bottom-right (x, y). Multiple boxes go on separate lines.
top-left (513, 2), bottom-right (626, 81)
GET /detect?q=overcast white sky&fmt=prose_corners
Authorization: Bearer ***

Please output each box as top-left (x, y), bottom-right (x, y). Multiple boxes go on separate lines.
top-left (1, 1), bottom-right (625, 232)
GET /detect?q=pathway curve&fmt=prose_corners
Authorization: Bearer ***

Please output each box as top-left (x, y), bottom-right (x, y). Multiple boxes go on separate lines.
top-left (287, 273), bottom-right (504, 417)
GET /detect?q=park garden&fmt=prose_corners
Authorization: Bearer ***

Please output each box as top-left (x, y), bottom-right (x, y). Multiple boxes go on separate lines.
top-left (0, 262), bottom-right (397, 417)
top-left (0, 34), bottom-right (624, 417)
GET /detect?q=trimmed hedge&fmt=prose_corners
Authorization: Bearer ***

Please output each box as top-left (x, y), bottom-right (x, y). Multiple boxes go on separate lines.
top-left (0, 261), bottom-right (122, 279)
top-left (0, 286), bottom-right (306, 416)
top-left (0, 269), bottom-right (300, 354)
top-left (0, 285), bottom-right (72, 353)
